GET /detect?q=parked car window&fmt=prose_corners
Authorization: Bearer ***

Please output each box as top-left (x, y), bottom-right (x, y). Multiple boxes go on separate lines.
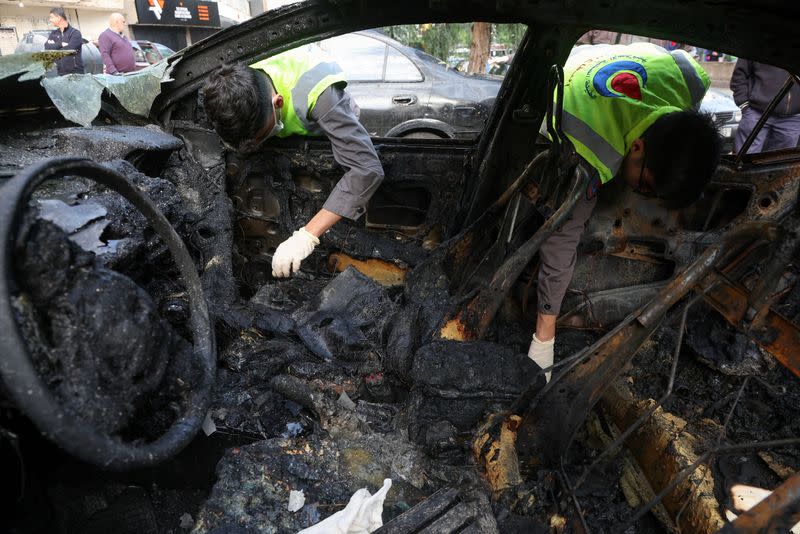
top-left (385, 45), bottom-right (423, 82)
top-left (154, 44), bottom-right (175, 59)
top-left (297, 25), bottom-right (528, 140)
top-left (320, 33), bottom-right (386, 82)
top-left (133, 47), bottom-right (148, 64)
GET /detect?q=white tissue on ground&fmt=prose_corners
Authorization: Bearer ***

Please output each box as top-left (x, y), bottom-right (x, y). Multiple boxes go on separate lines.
top-left (201, 412), bottom-right (217, 436)
top-left (282, 421), bottom-right (304, 438)
top-left (288, 489), bottom-right (305, 513)
top-left (297, 478), bottom-right (392, 534)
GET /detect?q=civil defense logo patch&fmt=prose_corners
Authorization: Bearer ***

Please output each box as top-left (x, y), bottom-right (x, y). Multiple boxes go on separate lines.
top-left (586, 174), bottom-right (602, 201)
top-left (592, 60), bottom-right (648, 100)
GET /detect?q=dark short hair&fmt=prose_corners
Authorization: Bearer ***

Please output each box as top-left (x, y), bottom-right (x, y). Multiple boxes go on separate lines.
top-left (200, 63), bottom-right (274, 153)
top-left (49, 7), bottom-right (67, 20)
top-left (643, 110), bottom-right (722, 209)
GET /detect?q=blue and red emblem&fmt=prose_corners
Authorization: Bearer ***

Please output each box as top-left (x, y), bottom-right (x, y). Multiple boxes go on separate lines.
top-left (592, 60), bottom-right (648, 100)
top-left (586, 174), bottom-right (601, 200)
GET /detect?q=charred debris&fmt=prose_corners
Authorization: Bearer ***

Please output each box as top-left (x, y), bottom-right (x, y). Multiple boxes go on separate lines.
top-left (0, 115), bottom-right (799, 534)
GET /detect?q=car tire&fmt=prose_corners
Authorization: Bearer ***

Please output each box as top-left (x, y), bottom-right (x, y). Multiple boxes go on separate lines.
top-left (401, 131), bottom-right (448, 139)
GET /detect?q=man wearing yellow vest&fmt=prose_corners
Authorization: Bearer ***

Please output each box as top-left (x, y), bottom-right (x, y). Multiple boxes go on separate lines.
top-left (527, 43), bottom-right (723, 380)
top-left (201, 46), bottom-right (384, 277)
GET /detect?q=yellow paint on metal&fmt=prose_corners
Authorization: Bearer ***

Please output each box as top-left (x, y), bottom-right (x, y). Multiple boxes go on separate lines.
top-left (327, 252), bottom-right (407, 286)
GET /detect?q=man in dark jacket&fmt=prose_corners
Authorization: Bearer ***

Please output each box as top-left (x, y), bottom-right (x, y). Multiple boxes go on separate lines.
top-left (730, 59), bottom-right (800, 153)
top-left (44, 7), bottom-right (84, 75)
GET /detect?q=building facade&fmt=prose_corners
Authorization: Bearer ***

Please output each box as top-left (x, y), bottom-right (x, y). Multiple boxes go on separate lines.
top-left (0, 0), bottom-right (258, 56)
top-left (0, 0), bottom-right (124, 55)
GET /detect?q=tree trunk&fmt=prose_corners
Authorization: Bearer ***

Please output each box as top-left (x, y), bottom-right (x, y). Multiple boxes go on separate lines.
top-left (467, 22), bottom-right (491, 74)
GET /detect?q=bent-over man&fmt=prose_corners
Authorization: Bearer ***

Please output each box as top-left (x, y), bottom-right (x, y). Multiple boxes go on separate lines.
top-left (528, 43), bottom-right (723, 380)
top-left (201, 46), bottom-right (384, 278)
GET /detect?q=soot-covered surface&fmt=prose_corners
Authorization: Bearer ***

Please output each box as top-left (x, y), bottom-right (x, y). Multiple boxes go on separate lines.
top-left (2, 123), bottom-right (799, 534)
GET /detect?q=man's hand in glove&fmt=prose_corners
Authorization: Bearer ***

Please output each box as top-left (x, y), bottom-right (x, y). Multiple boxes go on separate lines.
top-left (527, 333), bottom-right (554, 383)
top-left (271, 227), bottom-right (320, 277)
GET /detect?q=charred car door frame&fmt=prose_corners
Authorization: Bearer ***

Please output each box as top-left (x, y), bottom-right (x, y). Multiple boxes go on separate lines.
top-left (226, 135), bottom-right (473, 288)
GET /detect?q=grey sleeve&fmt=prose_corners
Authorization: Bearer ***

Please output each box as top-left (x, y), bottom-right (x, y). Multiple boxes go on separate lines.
top-left (536, 191), bottom-right (597, 316)
top-left (310, 85), bottom-right (384, 220)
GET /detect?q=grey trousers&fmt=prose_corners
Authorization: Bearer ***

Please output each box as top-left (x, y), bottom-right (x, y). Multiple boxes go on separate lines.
top-left (735, 106), bottom-right (800, 154)
top-left (537, 192), bottom-right (598, 316)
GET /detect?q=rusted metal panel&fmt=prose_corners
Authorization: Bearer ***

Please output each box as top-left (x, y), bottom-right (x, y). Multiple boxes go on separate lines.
top-left (442, 165), bottom-right (591, 340)
top-left (516, 222), bottom-right (777, 463)
top-left (700, 274), bottom-right (800, 379)
top-left (601, 383), bottom-right (725, 533)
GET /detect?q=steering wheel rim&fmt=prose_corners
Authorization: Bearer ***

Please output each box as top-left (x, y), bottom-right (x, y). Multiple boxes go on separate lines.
top-left (0, 157), bottom-right (215, 470)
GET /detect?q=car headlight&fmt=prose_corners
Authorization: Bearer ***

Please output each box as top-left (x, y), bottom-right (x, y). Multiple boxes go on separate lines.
top-left (733, 109), bottom-right (742, 122)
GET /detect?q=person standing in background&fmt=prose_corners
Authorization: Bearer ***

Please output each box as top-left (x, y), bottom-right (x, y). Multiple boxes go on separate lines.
top-left (98, 13), bottom-right (136, 75)
top-left (731, 59), bottom-right (800, 153)
top-left (44, 7), bottom-right (84, 75)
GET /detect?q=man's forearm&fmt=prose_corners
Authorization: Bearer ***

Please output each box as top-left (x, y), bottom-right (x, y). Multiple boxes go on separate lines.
top-left (304, 208), bottom-right (342, 238)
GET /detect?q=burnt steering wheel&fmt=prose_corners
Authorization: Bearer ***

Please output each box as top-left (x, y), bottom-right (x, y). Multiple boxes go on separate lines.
top-left (0, 157), bottom-right (215, 470)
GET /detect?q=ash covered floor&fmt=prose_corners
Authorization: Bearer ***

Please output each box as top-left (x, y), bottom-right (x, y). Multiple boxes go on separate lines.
top-left (1, 124), bottom-right (799, 534)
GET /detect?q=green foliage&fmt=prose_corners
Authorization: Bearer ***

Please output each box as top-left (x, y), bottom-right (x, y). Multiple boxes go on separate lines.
top-left (386, 23), bottom-right (470, 62)
top-left (494, 24), bottom-right (527, 52)
top-left (385, 23), bottom-right (528, 62)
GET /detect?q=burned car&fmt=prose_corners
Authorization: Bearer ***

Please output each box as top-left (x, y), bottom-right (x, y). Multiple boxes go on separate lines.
top-left (1, 1), bottom-right (800, 533)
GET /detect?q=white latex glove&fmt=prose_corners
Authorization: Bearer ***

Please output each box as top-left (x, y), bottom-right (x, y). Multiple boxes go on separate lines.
top-left (527, 333), bottom-right (554, 383)
top-left (271, 227), bottom-right (319, 277)
top-left (298, 478), bottom-right (392, 534)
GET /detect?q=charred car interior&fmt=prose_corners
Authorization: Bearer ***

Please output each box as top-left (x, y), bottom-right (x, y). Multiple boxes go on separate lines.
top-left (1, 1), bottom-right (800, 533)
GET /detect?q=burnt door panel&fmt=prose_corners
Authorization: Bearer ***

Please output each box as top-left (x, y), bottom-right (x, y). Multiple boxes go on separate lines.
top-left (363, 139), bottom-right (469, 240)
top-left (227, 136), bottom-right (472, 288)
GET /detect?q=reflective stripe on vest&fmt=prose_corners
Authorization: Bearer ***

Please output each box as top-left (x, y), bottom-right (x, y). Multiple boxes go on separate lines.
top-left (291, 61), bottom-right (344, 129)
top-left (250, 46), bottom-right (347, 137)
top-left (558, 43), bottom-right (710, 184)
top-left (562, 109), bottom-right (624, 177)
top-left (670, 50), bottom-right (706, 108)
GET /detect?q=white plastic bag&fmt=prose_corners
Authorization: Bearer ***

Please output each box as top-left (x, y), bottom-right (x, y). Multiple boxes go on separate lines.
top-left (298, 478), bottom-right (392, 534)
